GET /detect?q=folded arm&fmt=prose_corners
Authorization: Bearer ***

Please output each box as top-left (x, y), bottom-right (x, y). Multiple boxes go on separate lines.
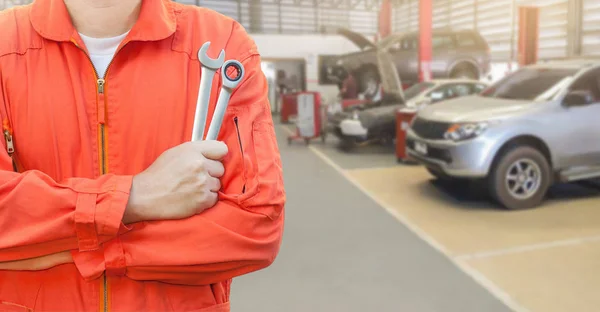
top-left (73, 28), bottom-right (286, 284)
top-left (0, 69), bottom-right (133, 266)
top-left (0, 149), bottom-right (132, 263)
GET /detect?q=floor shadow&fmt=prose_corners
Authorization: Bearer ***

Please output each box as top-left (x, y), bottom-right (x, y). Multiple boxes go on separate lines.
top-left (418, 178), bottom-right (600, 211)
top-left (336, 143), bottom-right (396, 155)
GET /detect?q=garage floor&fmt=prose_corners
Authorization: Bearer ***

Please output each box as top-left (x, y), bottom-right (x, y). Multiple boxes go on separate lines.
top-left (231, 122), bottom-right (600, 312)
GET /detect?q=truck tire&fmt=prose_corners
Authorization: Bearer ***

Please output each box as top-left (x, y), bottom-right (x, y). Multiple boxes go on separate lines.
top-left (488, 146), bottom-right (551, 210)
top-left (450, 63), bottom-right (479, 80)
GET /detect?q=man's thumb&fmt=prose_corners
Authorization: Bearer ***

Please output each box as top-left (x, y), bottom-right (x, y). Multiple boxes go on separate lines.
top-left (196, 140), bottom-right (229, 160)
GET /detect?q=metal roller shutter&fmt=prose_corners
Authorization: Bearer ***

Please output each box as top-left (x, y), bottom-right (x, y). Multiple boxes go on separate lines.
top-left (450, 0), bottom-right (476, 30)
top-left (176, 0), bottom-right (250, 29)
top-left (393, 0), bottom-right (418, 33)
top-left (432, 0), bottom-right (451, 29)
top-left (582, 1), bottom-right (600, 56)
top-left (476, 0), bottom-right (515, 62)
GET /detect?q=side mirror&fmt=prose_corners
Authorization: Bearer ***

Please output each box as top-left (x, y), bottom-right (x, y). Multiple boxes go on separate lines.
top-left (563, 90), bottom-right (595, 107)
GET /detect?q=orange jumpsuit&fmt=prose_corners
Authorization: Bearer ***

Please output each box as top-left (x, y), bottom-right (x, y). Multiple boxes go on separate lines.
top-left (0, 0), bottom-right (285, 311)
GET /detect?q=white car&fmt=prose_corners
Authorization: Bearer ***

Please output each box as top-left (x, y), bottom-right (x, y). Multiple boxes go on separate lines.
top-left (327, 79), bottom-right (488, 150)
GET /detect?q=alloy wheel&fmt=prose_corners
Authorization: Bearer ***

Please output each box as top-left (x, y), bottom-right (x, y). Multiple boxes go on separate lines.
top-left (505, 158), bottom-right (542, 200)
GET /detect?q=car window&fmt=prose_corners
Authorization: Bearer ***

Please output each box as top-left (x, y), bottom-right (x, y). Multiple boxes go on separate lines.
top-left (481, 67), bottom-right (579, 101)
top-left (451, 84), bottom-right (474, 96)
top-left (427, 83), bottom-right (475, 102)
top-left (404, 82), bottom-right (435, 99)
top-left (568, 68), bottom-right (600, 102)
top-left (401, 37), bottom-right (417, 51)
top-left (456, 33), bottom-right (478, 47)
top-left (473, 83), bottom-right (487, 93)
top-left (428, 84), bottom-right (455, 101)
top-left (432, 34), bottom-right (456, 49)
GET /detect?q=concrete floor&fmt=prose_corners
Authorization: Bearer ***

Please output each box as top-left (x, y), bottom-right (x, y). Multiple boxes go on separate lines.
top-left (231, 122), bottom-right (600, 312)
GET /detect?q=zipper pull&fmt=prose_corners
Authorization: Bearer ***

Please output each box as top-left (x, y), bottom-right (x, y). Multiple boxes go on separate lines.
top-left (97, 79), bottom-right (105, 94)
top-left (97, 79), bottom-right (106, 124)
top-left (4, 130), bottom-right (14, 156)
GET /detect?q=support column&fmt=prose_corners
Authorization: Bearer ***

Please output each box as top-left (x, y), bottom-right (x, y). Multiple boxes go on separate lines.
top-left (419, 0), bottom-right (433, 82)
top-left (248, 0), bottom-right (262, 33)
top-left (378, 0), bottom-right (392, 40)
top-left (517, 6), bottom-right (539, 66)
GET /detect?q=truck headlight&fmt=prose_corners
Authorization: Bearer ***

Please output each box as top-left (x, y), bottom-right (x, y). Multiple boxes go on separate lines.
top-left (444, 122), bottom-right (489, 141)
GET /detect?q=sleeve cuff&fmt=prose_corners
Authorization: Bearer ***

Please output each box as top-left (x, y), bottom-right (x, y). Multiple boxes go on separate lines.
top-left (74, 175), bottom-right (133, 252)
top-left (95, 175), bottom-right (134, 237)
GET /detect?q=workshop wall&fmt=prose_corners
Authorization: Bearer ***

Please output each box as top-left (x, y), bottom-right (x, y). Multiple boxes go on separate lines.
top-left (251, 34), bottom-right (360, 104)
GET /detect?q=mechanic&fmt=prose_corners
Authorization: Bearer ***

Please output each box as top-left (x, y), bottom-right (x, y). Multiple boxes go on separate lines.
top-left (340, 67), bottom-right (359, 99)
top-left (0, 0), bottom-right (285, 311)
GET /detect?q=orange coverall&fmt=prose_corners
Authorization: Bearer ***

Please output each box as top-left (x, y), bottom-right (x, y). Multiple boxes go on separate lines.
top-left (0, 0), bottom-right (285, 311)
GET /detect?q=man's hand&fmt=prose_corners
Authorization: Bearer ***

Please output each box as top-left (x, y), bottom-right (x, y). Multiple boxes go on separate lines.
top-left (123, 140), bottom-right (228, 224)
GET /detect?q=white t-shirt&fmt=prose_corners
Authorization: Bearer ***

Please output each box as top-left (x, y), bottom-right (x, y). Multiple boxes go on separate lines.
top-left (79, 32), bottom-right (129, 79)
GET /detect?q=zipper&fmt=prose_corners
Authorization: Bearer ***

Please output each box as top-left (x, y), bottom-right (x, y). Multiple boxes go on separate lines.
top-left (71, 38), bottom-right (126, 312)
top-left (3, 129), bottom-right (16, 172)
top-left (97, 78), bottom-right (107, 175)
top-left (233, 117), bottom-right (245, 194)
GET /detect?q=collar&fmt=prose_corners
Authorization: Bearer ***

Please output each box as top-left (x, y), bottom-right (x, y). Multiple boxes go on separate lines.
top-left (30, 0), bottom-right (177, 43)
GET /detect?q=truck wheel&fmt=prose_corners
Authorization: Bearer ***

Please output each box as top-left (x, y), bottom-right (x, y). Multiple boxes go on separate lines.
top-left (488, 146), bottom-right (551, 210)
top-left (450, 63), bottom-right (479, 80)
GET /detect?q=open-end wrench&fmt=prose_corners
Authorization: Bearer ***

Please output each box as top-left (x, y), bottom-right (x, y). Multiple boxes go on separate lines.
top-left (205, 60), bottom-right (245, 141)
top-left (192, 42), bottom-right (225, 141)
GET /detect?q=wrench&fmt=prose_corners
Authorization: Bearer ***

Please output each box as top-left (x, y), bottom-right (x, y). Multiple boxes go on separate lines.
top-left (205, 60), bottom-right (245, 141)
top-left (192, 42), bottom-right (225, 141)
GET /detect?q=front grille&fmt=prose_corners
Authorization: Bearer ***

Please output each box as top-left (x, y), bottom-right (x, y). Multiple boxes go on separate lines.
top-left (411, 118), bottom-right (451, 140)
top-left (406, 138), bottom-right (452, 163)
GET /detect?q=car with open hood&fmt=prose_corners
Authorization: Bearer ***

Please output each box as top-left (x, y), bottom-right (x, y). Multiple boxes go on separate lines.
top-left (328, 79), bottom-right (487, 150)
top-left (406, 59), bottom-right (600, 210)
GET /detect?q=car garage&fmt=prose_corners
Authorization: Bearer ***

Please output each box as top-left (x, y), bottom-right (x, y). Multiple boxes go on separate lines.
top-left (1, 0), bottom-right (599, 311)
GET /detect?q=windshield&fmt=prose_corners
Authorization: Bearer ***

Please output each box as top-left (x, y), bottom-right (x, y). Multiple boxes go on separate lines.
top-left (480, 67), bottom-right (578, 101)
top-left (404, 82), bottom-right (435, 100)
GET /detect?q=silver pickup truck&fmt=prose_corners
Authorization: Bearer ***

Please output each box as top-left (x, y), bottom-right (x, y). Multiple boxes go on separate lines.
top-left (406, 59), bottom-right (600, 210)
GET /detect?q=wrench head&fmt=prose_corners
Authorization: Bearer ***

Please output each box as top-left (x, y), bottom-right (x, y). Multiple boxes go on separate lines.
top-left (198, 42), bottom-right (225, 70)
top-left (221, 60), bottom-right (245, 89)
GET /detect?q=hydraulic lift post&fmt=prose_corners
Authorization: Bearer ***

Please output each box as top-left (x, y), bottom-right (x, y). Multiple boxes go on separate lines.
top-left (418, 0), bottom-right (433, 82)
top-left (396, 0), bottom-right (433, 164)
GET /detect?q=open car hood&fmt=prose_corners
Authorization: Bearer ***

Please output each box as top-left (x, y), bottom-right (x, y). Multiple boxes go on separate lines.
top-left (320, 26), bottom-right (376, 50)
top-left (376, 48), bottom-right (405, 103)
top-left (322, 26), bottom-right (405, 103)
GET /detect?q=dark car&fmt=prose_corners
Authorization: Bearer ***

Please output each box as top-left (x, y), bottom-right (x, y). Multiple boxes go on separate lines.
top-left (323, 27), bottom-right (491, 99)
top-left (328, 79), bottom-right (488, 151)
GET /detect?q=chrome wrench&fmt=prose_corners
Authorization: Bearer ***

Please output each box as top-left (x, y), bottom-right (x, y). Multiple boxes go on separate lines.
top-left (205, 60), bottom-right (245, 141)
top-left (192, 42), bottom-right (225, 141)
